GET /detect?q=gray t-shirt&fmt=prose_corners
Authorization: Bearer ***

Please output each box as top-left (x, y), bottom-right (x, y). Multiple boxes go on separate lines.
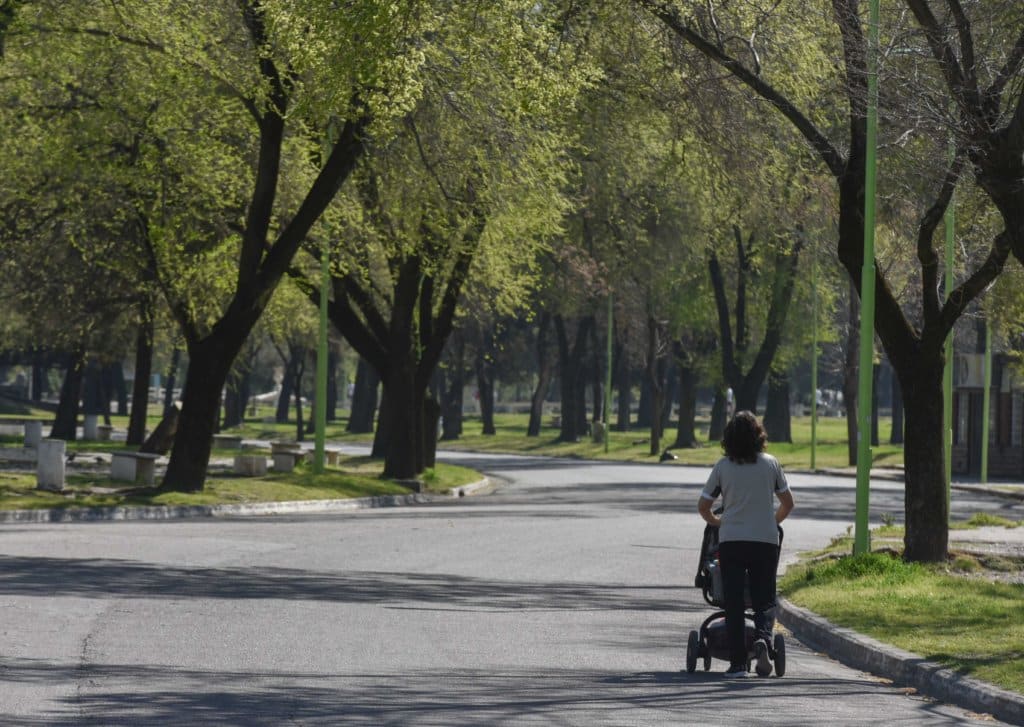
top-left (701, 453), bottom-right (789, 545)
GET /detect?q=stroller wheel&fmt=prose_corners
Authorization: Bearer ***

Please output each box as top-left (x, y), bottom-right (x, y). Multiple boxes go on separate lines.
top-left (684, 630), bottom-right (700, 675)
top-left (686, 630), bottom-right (699, 673)
top-left (773, 633), bottom-right (786, 677)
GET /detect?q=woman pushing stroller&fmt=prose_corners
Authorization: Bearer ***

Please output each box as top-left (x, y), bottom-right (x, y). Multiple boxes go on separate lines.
top-left (698, 411), bottom-right (794, 678)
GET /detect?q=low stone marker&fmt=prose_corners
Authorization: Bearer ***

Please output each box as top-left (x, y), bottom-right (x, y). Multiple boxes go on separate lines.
top-left (36, 438), bottom-right (66, 491)
top-left (233, 454), bottom-right (267, 476)
top-left (96, 424), bottom-right (114, 441)
top-left (270, 442), bottom-right (303, 473)
top-left (110, 451), bottom-right (161, 486)
top-left (83, 414), bottom-right (99, 440)
top-left (23, 421), bottom-right (43, 449)
top-left (304, 447), bottom-right (341, 466)
top-left (213, 433), bottom-right (244, 449)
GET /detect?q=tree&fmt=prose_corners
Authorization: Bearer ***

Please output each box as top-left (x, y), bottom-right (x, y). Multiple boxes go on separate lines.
top-left (263, 279), bottom-right (319, 440)
top-left (637, 0), bottom-right (1024, 562)
top-left (2, 1), bottom-right (446, 489)
top-left (314, 1), bottom-right (583, 478)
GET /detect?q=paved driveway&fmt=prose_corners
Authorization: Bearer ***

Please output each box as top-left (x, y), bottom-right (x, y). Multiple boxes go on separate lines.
top-left (0, 452), bottom-right (1016, 725)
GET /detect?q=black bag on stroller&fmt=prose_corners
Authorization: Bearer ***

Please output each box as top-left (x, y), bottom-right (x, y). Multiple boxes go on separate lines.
top-left (686, 520), bottom-right (786, 676)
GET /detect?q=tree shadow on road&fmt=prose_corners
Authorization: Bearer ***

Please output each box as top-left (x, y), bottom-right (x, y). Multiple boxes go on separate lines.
top-left (3, 658), bottom-right (940, 726)
top-left (0, 554), bottom-right (705, 613)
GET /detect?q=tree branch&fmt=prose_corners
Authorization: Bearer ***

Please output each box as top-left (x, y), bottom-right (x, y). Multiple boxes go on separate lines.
top-left (638, 0), bottom-right (846, 177)
top-left (904, 0), bottom-right (969, 107)
top-left (936, 232), bottom-right (1011, 343)
top-left (987, 28), bottom-right (1024, 104)
top-left (708, 251), bottom-right (739, 385)
top-left (917, 154), bottom-right (963, 325)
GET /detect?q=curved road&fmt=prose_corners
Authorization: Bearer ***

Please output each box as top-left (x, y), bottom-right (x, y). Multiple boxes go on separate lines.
top-left (1, 452), bottom-right (1018, 725)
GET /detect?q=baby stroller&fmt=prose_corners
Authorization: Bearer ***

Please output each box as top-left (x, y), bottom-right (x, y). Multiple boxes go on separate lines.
top-left (686, 519), bottom-right (786, 676)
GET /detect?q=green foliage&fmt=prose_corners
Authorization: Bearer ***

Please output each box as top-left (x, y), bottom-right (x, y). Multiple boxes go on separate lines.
top-left (795, 552), bottom-right (923, 586)
top-left (961, 512), bottom-right (1021, 529)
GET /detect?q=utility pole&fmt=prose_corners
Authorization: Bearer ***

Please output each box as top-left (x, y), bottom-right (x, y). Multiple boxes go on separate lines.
top-left (854, 0), bottom-right (880, 556)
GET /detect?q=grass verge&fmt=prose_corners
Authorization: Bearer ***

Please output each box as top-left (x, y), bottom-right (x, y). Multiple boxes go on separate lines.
top-left (0, 457), bottom-right (481, 511)
top-left (403, 412), bottom-right (904, 470)
top-left (780, 535), bottom-right (1024, 695)
top-left (4, 409), bottom-right (900, 471)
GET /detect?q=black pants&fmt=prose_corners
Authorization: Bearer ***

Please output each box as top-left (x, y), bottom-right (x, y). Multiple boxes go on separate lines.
top-left (719, 540), bottom-right (779, 668)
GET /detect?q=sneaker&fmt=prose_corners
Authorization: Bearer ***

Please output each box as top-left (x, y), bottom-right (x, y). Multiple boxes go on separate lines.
top-left (754, 639), bottom-right (772, 677)
top-left (723, 665), bottom-right (748, 678)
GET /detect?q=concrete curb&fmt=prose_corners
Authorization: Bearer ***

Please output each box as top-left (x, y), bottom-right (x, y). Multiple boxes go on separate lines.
top-left (778, 597), bottom-right (1024, 726)
top-left (952, 483), bottom-right (1024, 502)
top-left (0, 478), bottom-right (493, 524)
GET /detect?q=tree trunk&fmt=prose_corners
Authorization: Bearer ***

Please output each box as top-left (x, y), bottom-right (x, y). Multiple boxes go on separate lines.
top-left (647, 315), bottom-right (665, 457)
top-left (899, 362), bottom-right (948, 561)
top-left (476, 333), bottom-right (496, 436)
top-left (477, 360), bottom-right (496, 435)
top-left (140, 406), bottom-right (178, 455)
top-left (222, 363), bottom-right (250, 429)
top-left (890, 368), bottom-right (904, 445)
top-left (615, 345), bottom-right (630, 431)
top-left (31, 360), bottom-right (46, 402)
top-left (127, 318), bottom-right (154, 446)
top-left (326, 347), bottom-right (339, 422)
top-left (636, 379), bottom-right (651, 428)
top-left (423, 396), bottom-right (441, 468)
top-left (441, 335), bottom-right (466, 441)
top-left (763, 370), bottom-right (792, 443)
top-left (82, 359), bottom-right (104, 419)
top-left (371, 389), bottom-right (389, 458)
top-left (871, 362), bottom-right (880, 447)
top-left (275, 353), bottom-right (295, 423)
top-left (574, 357), bottom-right (589, 436)
top-left (527, 312), bottom-right (552, 437)
top-left (709, 387), bottom-right (727, 442)
top-left (291, 346), bottom-right (307, 441)
top-left (843, 284), bottom-right (859, 467)
top-left (52, 350), bottom-right (85, 441)
top-left (589, 320), bottom-right (604, 425)
top-left (163, 348), bottom-right (181, 417)
top-left (161, 336), bottom-right (239, 491)
top-left (108, 363), bottom-right (128, 417)
top-left (661, 362), bottom-right (677, 429)
top-left (554, 314), bottom-right (579, 442)
top-left (672, 343), bottom-right (699, 448)
top-left (347, 357), bottom-right (379, 433)
top-left (381, 358), bottom-right (420, 479)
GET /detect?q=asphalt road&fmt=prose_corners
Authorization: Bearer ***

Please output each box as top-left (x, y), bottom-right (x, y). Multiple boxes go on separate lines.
top-left (1, 452), bottom-right (1018, 726)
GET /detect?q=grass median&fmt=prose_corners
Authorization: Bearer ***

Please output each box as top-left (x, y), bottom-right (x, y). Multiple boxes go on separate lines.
top-left (0, 457), bottom-right (482, 512)
top-left (404, 412), bottom-right (904, 470)
top-left (780, 515), bottom-right (1024, 696)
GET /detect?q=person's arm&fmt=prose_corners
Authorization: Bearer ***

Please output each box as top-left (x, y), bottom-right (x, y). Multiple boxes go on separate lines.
top-left (775, 488), bottom-right (794, 524)
top-left (698, 495), bottom-right (721, 528)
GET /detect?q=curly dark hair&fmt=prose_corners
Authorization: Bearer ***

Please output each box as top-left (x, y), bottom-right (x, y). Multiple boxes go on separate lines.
top-left (721, 410), bottom-right (767, 464)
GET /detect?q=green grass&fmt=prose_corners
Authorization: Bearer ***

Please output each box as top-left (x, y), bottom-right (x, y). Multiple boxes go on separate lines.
top-left (0, 456), bottom-right (482, 511)
top-left (781, 548), bottom-right (1024, 695)
top-left (953, 512), bottom-right (1022, 529)
top-left (0, 408), bottom-right (900, 513)
top-left (428, 412), bottom-right (902, 470)
top-left (5, 407), bottom-right (901, 470)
